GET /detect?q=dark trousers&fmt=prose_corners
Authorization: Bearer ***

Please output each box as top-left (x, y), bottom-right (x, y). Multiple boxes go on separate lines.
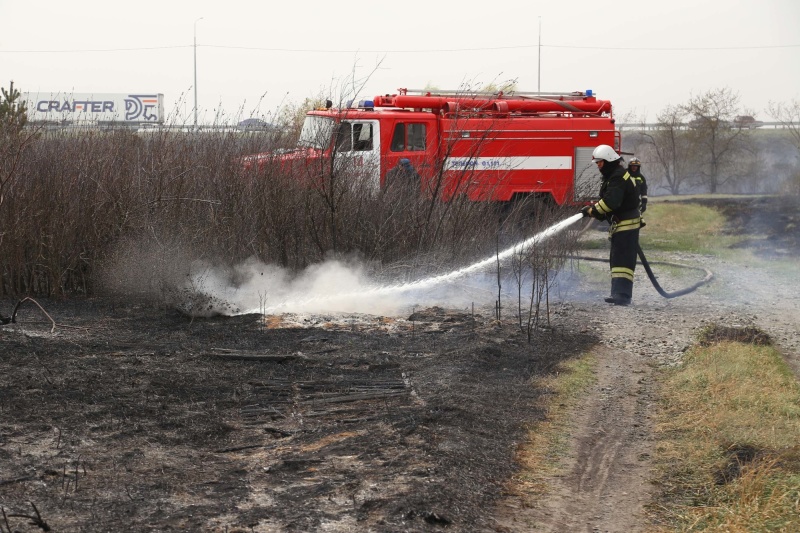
top-left (609, 228), bottom-right (640, 301)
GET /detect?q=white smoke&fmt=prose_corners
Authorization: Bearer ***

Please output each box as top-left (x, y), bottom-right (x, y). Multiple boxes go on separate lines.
top-left (176, 213), bottom-right (584, 317)
top-left (174, 257), bottom-right (388, 316)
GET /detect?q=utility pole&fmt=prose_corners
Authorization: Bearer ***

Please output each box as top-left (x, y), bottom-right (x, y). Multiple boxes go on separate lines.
top-left (193, 17), bottom-right (203, 129)
top-left (538, 16), bottom-right (542, 93)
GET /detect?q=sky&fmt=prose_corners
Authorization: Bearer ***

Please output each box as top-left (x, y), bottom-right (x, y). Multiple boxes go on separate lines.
top-left (2, 0), bottom-right (799, 125)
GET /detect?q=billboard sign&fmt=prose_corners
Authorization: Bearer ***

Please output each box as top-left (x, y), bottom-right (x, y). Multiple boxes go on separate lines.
top-left (22, 92), bottom-right (165, 124)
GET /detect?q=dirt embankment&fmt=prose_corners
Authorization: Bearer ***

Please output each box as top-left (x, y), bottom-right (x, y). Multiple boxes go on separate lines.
top-left (2, 195), bottom-right (799, 532)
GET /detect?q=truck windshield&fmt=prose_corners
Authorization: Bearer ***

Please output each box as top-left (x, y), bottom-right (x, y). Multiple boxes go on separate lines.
top-left (297, 116), bottom-right (334, 150)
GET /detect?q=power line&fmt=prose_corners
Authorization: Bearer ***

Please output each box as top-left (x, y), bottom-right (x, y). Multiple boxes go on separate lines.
top-left (2, 43), bottom-right (799, 54)
top-left (545, 44), bottom-right (800, 51)
top-left (0, 45), bottom-right (189, 53)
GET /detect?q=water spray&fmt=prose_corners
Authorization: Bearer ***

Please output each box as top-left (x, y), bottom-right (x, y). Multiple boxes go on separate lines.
top-left (234, 213), bottom-right (585, 315)
top-left (176, 211), bottom-right (711, 317)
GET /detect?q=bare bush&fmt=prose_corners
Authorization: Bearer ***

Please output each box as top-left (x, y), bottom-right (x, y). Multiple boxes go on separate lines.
top-left (505, 199), bottom-right (579, 341)
top-left (1, 127), bottom-right (512, 300)
top-left (1, 81), bottom-right (39, 248)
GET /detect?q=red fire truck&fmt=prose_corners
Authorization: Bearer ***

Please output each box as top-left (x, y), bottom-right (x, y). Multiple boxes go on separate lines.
top-left (242, 88), bottom-right (620, 206)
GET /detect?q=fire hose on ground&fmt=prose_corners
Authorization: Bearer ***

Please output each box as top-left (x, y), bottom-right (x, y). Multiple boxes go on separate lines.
top-left (635, 244), bottom-right (714, 298)
top-left (572, 216), bottom-right (714, 299)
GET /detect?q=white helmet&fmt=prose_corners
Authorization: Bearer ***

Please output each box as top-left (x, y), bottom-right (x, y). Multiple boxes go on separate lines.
top-left (592, 144), bottom-right (621, 163)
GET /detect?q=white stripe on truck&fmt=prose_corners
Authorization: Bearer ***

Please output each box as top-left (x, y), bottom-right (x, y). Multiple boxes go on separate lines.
top-left (444, 156), bottom-right (572, 171)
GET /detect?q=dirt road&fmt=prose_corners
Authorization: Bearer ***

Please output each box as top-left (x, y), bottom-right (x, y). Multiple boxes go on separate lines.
top-left (495, 199), bottom-right (800, 532)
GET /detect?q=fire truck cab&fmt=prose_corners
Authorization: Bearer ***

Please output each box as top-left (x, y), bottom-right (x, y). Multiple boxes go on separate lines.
top-left (244, 89), bottom-right (620, 206)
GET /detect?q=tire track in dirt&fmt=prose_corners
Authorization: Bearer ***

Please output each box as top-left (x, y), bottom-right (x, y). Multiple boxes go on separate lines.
top-left (494, 343), bottom-right (655, 533)
top-left (494, 237), bottom-right (800, 532)
top-left (551, 345), bottom-right (653, 533)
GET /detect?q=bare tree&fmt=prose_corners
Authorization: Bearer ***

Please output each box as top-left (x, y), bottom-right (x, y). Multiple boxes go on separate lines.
top-left (640, 104), bottom-right (696, 195)
top-left (767, 98), bottom-right (800, 195)
top-left (298, 62), bottom-right (385, 255)
top-left (683, 88), bottom-right (751, 193)
top-left (768, 98), bottom-right (800, 152)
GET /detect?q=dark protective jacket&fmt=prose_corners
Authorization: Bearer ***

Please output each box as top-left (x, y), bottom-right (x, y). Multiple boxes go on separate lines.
top-left (590, 158), bottom-right (643, 303)
top-left (589, 159), bottom-right (641, 224)
top-left (628, 167), bottom-right (649, 211)
top-left (627, 168), bottom-right (648, 197)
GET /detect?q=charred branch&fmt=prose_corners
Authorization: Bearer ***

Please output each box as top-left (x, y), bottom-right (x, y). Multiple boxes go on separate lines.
top-left (10, 297), bottom-right (56, 333)
top-left (6, 502), bottom-right (50, 532)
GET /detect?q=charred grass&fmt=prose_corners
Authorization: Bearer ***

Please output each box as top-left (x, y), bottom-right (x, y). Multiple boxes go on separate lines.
top-left (688, 196), bottom-right (800, 259)
top-left (650, 324), bottom-right (800, 532)
top-left (0, 300), bottom-right (599, 531)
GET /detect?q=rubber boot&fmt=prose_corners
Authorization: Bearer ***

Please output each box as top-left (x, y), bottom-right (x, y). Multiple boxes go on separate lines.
top-left (605, 278), bottom-right (633, 306)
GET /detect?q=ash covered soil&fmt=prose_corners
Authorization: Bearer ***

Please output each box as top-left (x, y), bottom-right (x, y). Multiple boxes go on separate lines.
top-left (2, 195), bottom-right (800, 532)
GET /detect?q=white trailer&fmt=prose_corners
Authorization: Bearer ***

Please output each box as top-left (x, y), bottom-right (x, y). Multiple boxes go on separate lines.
top-left (22, 92), bottom-right (165, 125)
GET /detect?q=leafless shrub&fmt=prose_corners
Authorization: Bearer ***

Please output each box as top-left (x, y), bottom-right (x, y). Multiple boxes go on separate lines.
top-left (506, 199), bottom-right (579, 342)
top-left (2, 126), bottom-right (509, 301)
top-left (1, 81), bottom-right (41, 249)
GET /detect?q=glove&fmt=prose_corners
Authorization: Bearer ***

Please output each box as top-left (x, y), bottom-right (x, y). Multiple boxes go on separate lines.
top-left (640, 197), bottom-right (648, 213)
top-left (581, 205), bottom-right (593, 218)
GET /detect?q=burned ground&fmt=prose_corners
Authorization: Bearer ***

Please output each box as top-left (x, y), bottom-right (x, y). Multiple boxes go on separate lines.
top-left (2, 195), bottom-right (799, 532)
top-left (665, 195), bottom-right (800, 257)
top-left (1, 301), bottom-right (594, 532)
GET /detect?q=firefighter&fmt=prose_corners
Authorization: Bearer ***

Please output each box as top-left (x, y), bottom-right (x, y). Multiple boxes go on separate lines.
top-left (385, 158), bottom-right (420, 192)
top-left (627, 157), bottom-right (648, 213)
top-left (581, 145), bottom-right (642, 306)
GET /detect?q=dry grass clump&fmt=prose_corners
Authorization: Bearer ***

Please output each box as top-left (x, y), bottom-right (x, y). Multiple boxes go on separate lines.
top-left (697, 324), bottom-right (773, 347)
top-left (651, 326), bottom-right (800, 531)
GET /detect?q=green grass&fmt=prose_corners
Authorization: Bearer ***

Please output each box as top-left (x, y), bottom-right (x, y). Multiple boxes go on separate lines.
top-left (640, 202), bottom-right (741, 254)
top-left (639, 199), bottom-right (799, 282)
top-left (577, 201), bottom-right (741, 255)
